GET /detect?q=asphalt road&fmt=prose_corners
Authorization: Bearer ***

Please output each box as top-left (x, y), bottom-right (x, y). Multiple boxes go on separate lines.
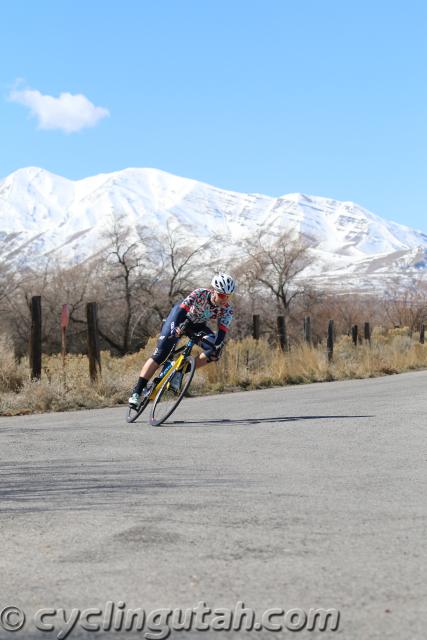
top-left (0, 371), bottom-right (426, 640)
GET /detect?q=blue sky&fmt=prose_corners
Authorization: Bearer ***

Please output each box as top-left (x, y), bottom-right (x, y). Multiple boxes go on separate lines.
top-left (1, 0), bottom-right (426, 231)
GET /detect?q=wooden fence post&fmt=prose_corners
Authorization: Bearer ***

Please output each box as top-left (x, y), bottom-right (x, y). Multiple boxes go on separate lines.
top-left (420, 323), bottom-right (425, 344)
top-left (351, 324), bottom-right (358, 346)
top-left (364, 322), bottom-right (371, 345)
top-left (60, 304), bottom-right (69, 369)
top-left (327, 320), bottom-right (334, 362)
top-left (30, 295), bottom-right (42, 380)
top-left (304, 316), bottom-right (312, 345)
top-left (277, 315), bottom-right (288, 351)
top-left (86, 302), bottom-right (101, 381)
top-left (252, 314), bottom-right (260, 340)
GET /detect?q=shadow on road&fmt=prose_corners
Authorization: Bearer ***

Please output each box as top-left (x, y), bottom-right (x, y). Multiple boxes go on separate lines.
top-left (166, 414), bottom-right (375, 427)
top-left (0, 460), bottom-right (237, 514)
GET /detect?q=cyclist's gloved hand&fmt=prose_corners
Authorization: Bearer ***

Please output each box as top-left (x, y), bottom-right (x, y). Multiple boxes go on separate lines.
top-left (173, 319), bottom-right (189, 338)
top-left (205, 343), bottom-right (223, 362)
top-left (200, 332), bottom-right (225, 362)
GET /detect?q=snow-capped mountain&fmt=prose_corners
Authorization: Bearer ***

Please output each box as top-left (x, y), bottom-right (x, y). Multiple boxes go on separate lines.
top-left (1, 166), bottom-right (426, 291)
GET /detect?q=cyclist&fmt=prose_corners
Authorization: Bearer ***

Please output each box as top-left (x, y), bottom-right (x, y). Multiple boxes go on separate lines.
top-left (128, 273), bottom-right (236, 408)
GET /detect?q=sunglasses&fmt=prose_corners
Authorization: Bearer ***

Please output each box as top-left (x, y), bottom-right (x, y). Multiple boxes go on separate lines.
top-left (216, 292), bottom-right (233, 300)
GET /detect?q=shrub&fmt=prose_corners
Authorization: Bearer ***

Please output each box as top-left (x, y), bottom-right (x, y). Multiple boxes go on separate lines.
top-left (1, 330), bottom-right (427, 416)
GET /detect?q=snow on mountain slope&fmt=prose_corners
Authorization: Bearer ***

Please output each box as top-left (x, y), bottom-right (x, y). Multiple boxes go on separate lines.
top-left (1, 166), bottom-right (426, 289)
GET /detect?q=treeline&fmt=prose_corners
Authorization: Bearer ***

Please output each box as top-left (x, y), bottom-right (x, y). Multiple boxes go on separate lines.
top-left (1, 215), bottom-right (426, 358)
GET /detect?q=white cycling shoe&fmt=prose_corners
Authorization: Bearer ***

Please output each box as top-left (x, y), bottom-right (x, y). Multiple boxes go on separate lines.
top-left (128, 392), bottom-right (141, 408)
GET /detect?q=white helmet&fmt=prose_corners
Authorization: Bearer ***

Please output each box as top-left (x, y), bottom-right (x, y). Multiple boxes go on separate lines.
top-left (211, 273), bottom-right (236, 294)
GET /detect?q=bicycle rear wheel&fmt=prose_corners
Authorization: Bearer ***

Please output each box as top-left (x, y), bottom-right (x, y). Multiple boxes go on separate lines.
top-left (126, 396), bottom-right (150, 423)
top-left (150, 356), bottom-right (196, 426)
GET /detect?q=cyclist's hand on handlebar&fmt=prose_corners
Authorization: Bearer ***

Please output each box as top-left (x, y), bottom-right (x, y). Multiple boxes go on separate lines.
top-left (173, 321), bottom-right (188, 338)
top-left (206, 344), bottom-right (222, 361)
top-left (174, 319), bottom-right (190, 338)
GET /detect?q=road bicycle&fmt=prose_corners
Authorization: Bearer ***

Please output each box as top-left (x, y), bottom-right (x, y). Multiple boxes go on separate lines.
top-left (126, 333), bottom-right (203, 426)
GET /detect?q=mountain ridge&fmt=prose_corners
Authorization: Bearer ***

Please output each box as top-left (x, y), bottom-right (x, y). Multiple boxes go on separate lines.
top-left (1, 166), bottom-right (426, 289)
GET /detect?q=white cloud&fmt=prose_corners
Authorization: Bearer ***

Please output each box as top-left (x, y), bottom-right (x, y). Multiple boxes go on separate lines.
top-left (9, 85), bottom-right (110, 133)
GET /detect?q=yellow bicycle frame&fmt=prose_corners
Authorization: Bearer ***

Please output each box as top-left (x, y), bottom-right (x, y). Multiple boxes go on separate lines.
top-left (148, 353), bottom-right (185, 401)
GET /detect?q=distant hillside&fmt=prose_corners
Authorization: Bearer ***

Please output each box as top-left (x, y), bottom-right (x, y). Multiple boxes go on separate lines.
top-left (1, 166), bottom-right (426, 291)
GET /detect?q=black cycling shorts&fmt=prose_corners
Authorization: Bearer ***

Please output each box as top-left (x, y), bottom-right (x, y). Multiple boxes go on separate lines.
top-left (151, 304), bottom-right (214, 364)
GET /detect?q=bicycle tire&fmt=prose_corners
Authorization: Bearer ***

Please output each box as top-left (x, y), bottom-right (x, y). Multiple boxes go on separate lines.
top-left (126, 396), bottom-right (150, 423)
top-left (150, 356), bottom-right (196, 426)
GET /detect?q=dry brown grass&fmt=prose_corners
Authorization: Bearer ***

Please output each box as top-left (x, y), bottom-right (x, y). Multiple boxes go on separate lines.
top-left (1, 329), bottom-right (426, 416)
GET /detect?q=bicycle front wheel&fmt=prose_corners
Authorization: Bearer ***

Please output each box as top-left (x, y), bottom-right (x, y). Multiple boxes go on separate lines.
top-left (150, 356), bottom-right (196, 426)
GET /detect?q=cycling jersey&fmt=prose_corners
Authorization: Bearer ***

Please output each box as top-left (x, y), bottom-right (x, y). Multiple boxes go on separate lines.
top-left (180, 288), bottom-right (233, 332)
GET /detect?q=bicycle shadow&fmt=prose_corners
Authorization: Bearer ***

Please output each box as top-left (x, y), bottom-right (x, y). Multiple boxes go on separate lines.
top-left (161, 414), bottom-right (375, 427)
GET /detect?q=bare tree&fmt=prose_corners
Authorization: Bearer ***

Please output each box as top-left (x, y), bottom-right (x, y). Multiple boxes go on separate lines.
top-left (95, 214), bottom-right (156, 354)
top-left (234, 229), bottom-right (315, 348)
top-left (237, 229), bottom-right (315, 314)
top-left (142, 219), bottom-right (212, 317)
top-left (0, 251), bottom-right (26, 308)
top-left (383, 276), bottom-right (427, 332)
top-left (2, 256), bottom-right (102, 356)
